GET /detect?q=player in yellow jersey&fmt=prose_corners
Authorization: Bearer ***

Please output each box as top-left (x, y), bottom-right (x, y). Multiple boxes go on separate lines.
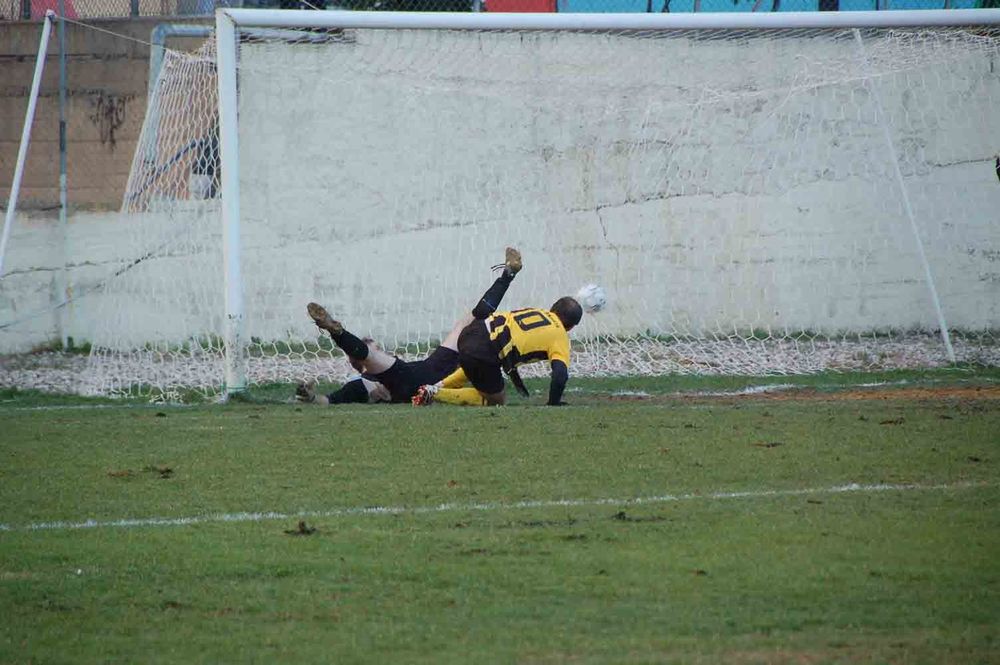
top-left (413, 296), bottom-right (583, 407)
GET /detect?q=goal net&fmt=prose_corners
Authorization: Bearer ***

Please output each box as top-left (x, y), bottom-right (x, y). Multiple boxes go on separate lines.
top-left (91, 10), bottom-right (1000, 398)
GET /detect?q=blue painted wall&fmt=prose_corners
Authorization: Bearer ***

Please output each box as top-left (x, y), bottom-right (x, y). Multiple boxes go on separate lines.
top-left (558, 0), bottom-right (978, 11)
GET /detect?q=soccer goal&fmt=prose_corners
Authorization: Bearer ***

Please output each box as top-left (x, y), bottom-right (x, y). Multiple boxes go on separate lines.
top-left (96, 8), bottom-right (1000, 398)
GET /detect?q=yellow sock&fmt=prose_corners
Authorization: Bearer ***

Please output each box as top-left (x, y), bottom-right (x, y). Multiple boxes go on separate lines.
top-left (435, 387), bottom-right (486, 406)
top-left (440, 368), bottom-right (468, 389)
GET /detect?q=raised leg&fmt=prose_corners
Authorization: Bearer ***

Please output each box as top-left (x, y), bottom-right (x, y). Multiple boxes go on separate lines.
top-left (472, 246), bottom-right (522, 320)
top-left (307, 302), bottom-right (396, 374)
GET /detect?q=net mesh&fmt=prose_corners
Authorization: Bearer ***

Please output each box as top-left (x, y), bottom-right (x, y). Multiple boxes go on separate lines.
top-left (84, 20), bottom-right (1000, 397)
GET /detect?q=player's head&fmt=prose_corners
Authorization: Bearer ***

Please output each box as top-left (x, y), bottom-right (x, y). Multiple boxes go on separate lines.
top-left (550, 296), bottom-right (583, 331)
top-left (347, 337), bottom-right (379, 373)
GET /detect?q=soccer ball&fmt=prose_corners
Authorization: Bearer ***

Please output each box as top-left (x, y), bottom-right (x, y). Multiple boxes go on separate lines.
top-left (576, 283), bottom-right (607, 313)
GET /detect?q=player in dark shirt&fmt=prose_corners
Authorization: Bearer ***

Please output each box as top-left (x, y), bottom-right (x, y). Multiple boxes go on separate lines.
top-left (296, 247), bottom-right (522, 405)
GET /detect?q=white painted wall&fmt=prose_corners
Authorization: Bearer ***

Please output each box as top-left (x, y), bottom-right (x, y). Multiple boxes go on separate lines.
top-left (2, 27), bottom-right (998, 357)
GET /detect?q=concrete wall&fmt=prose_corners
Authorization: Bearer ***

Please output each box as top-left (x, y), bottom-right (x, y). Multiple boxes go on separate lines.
top-left (1, 23), bottom-right (999, 356)
top-left (231, 29), bottom-right (1000, 343)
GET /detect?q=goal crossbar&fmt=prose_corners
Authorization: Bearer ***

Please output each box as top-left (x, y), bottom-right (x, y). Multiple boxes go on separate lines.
top-left (218, 8), bottom-right (1000, 31)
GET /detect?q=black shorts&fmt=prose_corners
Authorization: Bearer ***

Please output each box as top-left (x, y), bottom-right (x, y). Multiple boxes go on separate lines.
top-left (367, 346), bottom-right (459, 403)
top-left (457, 321), bottom-right (505, 395)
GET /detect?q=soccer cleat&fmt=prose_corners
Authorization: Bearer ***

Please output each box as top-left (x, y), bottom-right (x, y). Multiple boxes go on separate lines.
top-left (491, 246), bottom-right (522, 277)
top-left (295, 381), bottom-right (317, 403)
top-left (411, 384), bottom-right (438, 406)
top-left (307, 302), bottom-right (343, 335)
top-left (504, 246), bottom-right (522, 276)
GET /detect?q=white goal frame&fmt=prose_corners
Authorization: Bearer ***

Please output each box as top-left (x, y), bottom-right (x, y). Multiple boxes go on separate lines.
top-left (214, 8), bottom-right (1000, 397)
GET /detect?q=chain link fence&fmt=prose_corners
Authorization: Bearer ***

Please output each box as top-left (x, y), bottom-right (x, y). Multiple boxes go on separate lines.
top-left (3, 0), bottom-right (998, 21)
top-left (2, 0), bottom-right (226, 20)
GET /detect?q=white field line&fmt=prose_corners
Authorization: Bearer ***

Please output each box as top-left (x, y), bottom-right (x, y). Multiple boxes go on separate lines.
top-left (0, 480), bottom-right (990, 533)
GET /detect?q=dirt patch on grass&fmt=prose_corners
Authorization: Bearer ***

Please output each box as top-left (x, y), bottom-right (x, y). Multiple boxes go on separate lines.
top-left (745, 385), bottom-right (1000, 402)
top-left (0, 571), bottom-right (37, 581)
top-left (607, 385), bottom-right (1000, 405)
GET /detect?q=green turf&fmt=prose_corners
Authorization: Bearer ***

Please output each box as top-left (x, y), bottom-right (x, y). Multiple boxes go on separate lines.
top-left (1, 375), bottom-right (998, 663)
top-left (240, 366), bottom-right (1000, 406)
top-left (4, 367), bottom-right (996, 408)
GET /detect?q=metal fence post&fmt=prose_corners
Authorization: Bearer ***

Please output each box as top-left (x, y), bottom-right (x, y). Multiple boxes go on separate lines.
top-left (58, 0), bottom-right (70, 349)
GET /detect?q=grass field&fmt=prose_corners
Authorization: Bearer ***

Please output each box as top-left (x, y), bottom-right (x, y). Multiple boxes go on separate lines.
top-left (1, 369), bottom-right (999, 664)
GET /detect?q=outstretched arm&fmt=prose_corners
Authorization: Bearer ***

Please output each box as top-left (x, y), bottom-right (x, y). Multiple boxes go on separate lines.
top-left (547, 360), bottom-right (569, 406)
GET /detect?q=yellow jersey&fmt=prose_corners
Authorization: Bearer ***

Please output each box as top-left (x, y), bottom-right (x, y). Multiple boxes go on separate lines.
top-left (486, 308), bottom-right (571, 371)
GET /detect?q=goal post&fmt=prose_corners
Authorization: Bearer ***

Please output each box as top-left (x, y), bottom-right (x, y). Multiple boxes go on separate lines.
top-left (94, 8), bottom-right (1000, 399)
top-left (1, 12), bottom-right (55, 279)
top-left (216, 10), bottom-right (244, 396)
